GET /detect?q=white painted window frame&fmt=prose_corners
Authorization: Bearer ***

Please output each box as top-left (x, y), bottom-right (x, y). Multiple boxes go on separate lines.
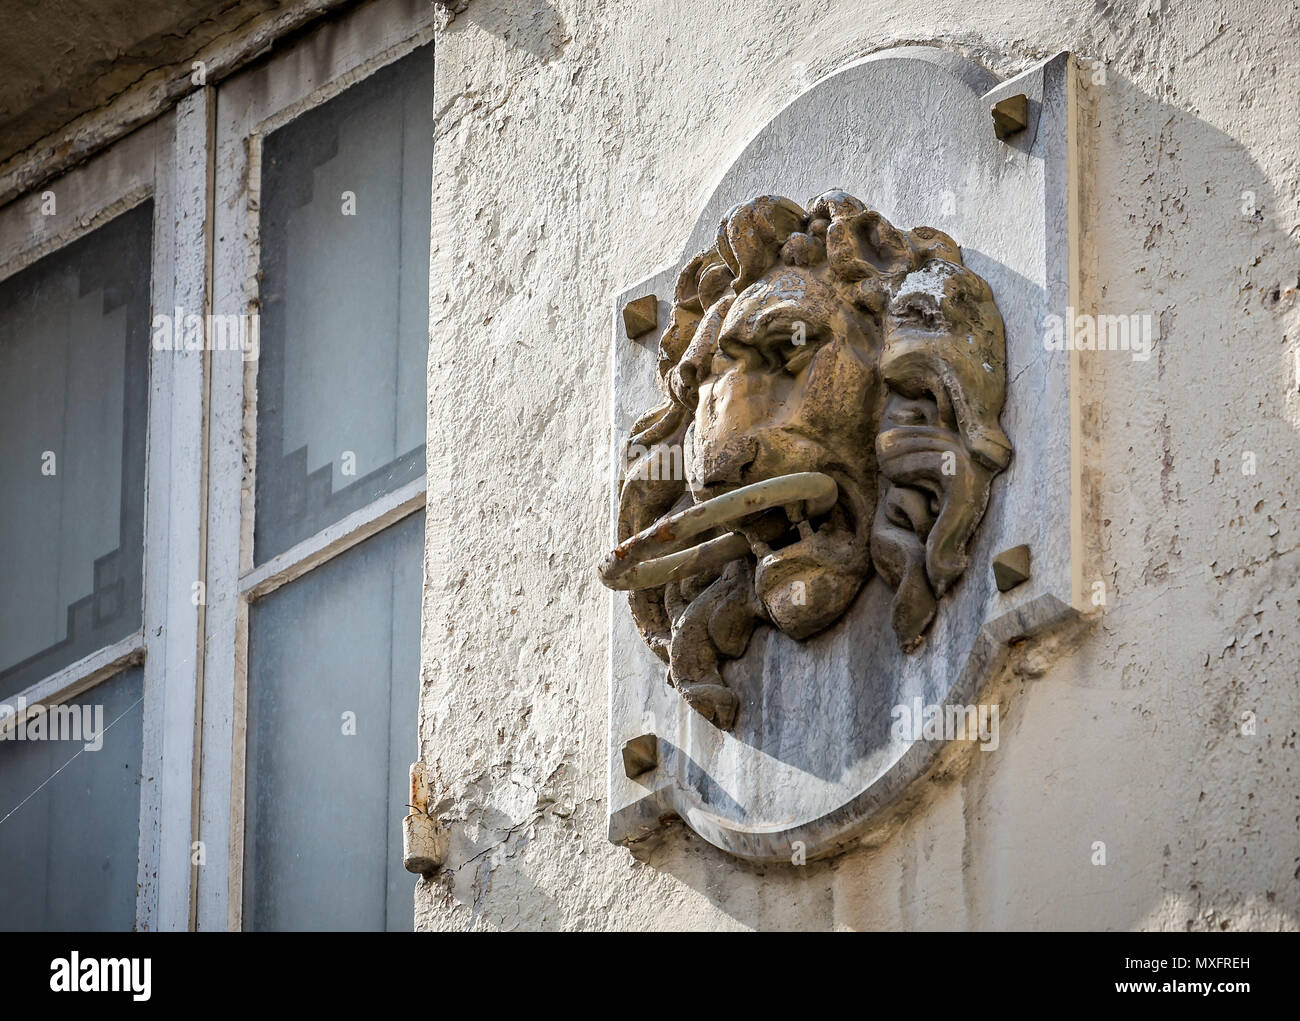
top-left (0, 92), bottom-right (212, 933)
top-left (0, 0), bottom-right (430, 935)
top-left (197, 0), bottom-right (432, 931)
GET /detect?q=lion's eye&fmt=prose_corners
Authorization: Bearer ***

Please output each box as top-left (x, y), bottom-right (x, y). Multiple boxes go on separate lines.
top-left (781, 341), bottom-right (817, 375)
top-left (717, 334), bottom-right (759, 366)
top-left (773, 327), bottom-right (828, 375)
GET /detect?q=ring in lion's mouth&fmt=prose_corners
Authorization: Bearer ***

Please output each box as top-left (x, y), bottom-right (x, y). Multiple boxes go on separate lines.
top-left (732, 470), bottom-right (875, 639)
top-left (736, 471), bottom-right (866, 569)
top-left (598, 471), bottom-right (838, 591)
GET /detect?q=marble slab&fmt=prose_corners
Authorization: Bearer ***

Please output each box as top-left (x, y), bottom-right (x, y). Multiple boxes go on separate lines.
top-left (606, 49), bottom-right (1085, 861)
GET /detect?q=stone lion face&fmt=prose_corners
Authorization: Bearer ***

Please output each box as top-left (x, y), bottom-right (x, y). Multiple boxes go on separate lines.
top-left (678, 261), bottom-right (879, 639)
top-left (604, 190), bottom-right (1012, 729)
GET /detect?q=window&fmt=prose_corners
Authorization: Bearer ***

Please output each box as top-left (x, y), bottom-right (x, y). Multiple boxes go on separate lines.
top-left (0, 203), bottom-right (151, 931)
top-left (0, 203), bottom-right (151, 698)
top-left (254, 48), bottom-right (431, 563)
top-left (0, 109), bottom-right (205, 931)
top-left (198, 7), bottom-right (433, 931)
top-left (0, 667), bottom-right (144, 930)
top-left (0, 0), bottom-right (433, 931)
top-left (243, 514), bottom-right (423, 931)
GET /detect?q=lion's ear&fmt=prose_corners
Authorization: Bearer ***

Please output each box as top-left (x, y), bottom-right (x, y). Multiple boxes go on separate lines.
top-left (826, 210), bottom-right (913, 281)
top-left (659, 250), bottom-right (734, 380)
top-left (696, 260), bottom-right (733, 310)
top-left (907, 226), bottom-right (961, 265)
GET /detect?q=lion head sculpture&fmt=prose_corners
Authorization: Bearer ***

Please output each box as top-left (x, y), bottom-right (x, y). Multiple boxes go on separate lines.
top-left (600, 191), bottom-right (1012, 730)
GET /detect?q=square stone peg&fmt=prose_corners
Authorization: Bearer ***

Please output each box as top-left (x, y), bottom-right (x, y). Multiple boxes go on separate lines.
top-left (622, 295), bottom-right (658, 339)
top-left (991, 93), bottom-right (1029, 139)
top-left (621, 734), bottom-right (658, 778)
top-left (993, 544), bottom-right (1032, 592)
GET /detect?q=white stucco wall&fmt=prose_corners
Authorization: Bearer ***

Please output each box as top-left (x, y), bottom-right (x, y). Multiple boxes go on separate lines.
top-left (421, 0), bottom-right (1300, 930)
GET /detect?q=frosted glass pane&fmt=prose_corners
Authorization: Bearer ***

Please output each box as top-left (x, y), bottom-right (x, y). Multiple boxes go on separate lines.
top-left (0, 202), bottom-right (151, 699)
top-left (254, 45), bottom-right (432, 563)
top-left (0, 666), bottom-right (144, 931)
top-left (243, 512), bottom-right (423, 931)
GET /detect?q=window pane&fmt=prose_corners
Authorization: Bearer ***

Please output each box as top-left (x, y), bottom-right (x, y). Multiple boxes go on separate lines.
top-left (0, 202), bottom-right (152, 699)
top-left (243, 512), bottom-right (423, 931)
top-left (0, 665), bottom-right (144, 931)
top-left (254, 45), bottom-right (432, 564)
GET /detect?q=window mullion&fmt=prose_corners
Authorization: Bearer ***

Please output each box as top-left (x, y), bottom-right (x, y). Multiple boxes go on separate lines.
top-left (138, 87), bottom-right (214, 933)
top-left (196, 79), bottom-right (257, 934)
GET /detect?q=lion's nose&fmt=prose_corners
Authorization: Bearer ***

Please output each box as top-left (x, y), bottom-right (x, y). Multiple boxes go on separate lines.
top-left (691, 436), bottom-right (758, 498)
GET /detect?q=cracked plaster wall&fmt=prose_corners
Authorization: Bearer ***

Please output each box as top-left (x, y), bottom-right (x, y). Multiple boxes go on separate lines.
top-left (421, 0), bottom-right (1300, 930)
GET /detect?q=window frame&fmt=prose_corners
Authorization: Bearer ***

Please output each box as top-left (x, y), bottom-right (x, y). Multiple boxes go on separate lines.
top-left (0, 93), bottom-right (211, 933)
top-left (197, 0), bottom-right (432, 931)
top-left (0, 0), bottom-right (431, 934)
